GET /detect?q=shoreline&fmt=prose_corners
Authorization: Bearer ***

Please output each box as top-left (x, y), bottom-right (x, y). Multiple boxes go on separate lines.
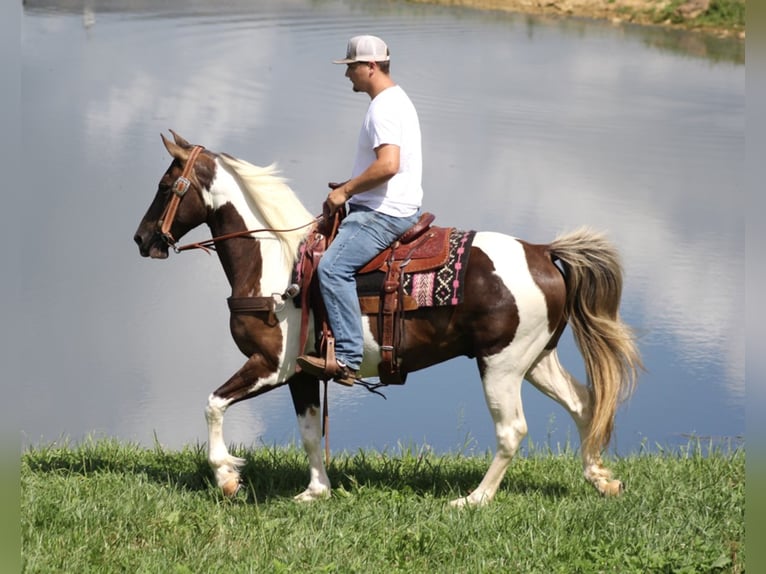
top-left (410, 0), bottom-right (746, 39)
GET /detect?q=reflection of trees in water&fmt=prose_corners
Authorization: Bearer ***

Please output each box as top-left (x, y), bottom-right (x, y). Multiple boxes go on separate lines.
top-left (526, 13), bottom-right (743, 64)
top-left (24, 0), bottom-right (744, 65)
top-left (641, 25), bottom-right (744, 64)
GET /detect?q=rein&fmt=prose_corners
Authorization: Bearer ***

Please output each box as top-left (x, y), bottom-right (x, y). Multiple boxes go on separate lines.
top-left (174, 216), bottom-right (323, 255)
top-left (158, 144), bottom-right (321, 254)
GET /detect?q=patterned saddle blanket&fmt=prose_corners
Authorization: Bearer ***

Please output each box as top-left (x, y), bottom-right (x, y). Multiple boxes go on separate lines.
top-left (354, 228), bottom-right (476, 310)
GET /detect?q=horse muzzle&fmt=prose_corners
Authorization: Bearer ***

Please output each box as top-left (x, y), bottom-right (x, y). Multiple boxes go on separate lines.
top-left (134, 230), bottom-right (170, 259)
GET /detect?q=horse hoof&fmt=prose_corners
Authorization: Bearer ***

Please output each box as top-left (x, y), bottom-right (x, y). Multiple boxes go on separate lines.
top-left (293, 488), bottom-right (331, 503)
top-left (602, 479), bottom-right (624, 497)
top-left (221, 477), bottom-right (241, 497)
top-left (449, 492), bottom-right (489, 508)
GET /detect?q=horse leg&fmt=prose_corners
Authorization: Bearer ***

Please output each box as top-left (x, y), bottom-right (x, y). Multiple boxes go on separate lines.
top-left (288, 374), bottom-right (331, 502)
top-left (205, 356), bottom-right (283, 497)
top-left (451, 351), bottom-right (528, 507)
top-left (205, 392), bottom-right (246, 497)
top-left (525, 350), bottom-right (624, 496)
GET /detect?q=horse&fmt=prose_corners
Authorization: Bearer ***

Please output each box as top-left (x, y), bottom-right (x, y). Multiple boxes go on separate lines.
top-left (134, 131), bottom-right (641, 506)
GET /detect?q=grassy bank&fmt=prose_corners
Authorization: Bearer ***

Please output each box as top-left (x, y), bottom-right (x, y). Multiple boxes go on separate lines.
top-left (22, 439), bottom-right (744, 573)
top-left (412, 0), bottom-right (746, 38)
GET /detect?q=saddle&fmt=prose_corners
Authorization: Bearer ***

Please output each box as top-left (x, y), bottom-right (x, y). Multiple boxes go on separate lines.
top-left (296, 211), bottom-right (453, 386)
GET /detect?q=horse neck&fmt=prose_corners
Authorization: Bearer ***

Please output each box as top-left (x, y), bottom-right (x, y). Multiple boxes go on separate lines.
top-left (204, 160), bottom-right (302, 298)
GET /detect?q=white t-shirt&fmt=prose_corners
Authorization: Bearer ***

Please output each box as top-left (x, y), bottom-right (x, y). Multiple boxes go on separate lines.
top-left (348, 85), bottom-right (423, 217)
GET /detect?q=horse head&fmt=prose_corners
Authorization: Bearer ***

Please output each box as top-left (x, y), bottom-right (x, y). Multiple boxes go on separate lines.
top-left (134, 130), bottom-right (214, 259)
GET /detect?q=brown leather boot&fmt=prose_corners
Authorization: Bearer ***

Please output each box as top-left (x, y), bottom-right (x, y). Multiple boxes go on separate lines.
top-left (296, 355), bottom-right (358, 386)
top-left (332, 364), bottom-right (358, 387)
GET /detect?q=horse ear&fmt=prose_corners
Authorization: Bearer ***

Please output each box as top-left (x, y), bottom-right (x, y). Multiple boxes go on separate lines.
top-left (168, 129), bottom-right (191, 148)
top-left (161, 132), bottom-right (190, 162)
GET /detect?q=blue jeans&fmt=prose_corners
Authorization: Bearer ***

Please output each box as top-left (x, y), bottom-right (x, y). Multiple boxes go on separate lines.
top-left (317, 206), bottom-right (421, 370)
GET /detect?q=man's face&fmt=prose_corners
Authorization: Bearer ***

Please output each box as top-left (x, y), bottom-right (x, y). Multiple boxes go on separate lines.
top-left (345, 61), bottom-right (371, 93)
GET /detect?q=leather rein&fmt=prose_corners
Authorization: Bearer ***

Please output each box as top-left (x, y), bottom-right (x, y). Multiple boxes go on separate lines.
top-left (158, 144), bottom-right (321, 255)
top-left (175, 218), bottom-right (322, 255)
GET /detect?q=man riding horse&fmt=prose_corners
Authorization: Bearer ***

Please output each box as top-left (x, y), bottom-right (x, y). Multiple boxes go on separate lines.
top-left (296, 35), bottom-right (423, 386)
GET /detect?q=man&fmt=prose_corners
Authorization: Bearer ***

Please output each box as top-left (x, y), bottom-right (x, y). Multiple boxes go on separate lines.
top-left (297, 35), bottom-right (423, 386)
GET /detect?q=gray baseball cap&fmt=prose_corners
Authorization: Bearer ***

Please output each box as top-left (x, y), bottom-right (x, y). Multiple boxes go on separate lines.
top-left (333, 35), bottom-right (390, 64)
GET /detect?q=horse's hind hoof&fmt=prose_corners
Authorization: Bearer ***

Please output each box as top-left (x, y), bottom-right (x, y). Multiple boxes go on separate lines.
top-left (293, 487), bottom-right (331, 502)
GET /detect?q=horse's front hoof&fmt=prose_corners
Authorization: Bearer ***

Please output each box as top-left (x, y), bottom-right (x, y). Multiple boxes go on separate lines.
top-left (221, 477), bottom-right (242, 497)
top-left (601, 479), bottom-right (624, 497)
top-left (449, 492), bottom-right (489, 508)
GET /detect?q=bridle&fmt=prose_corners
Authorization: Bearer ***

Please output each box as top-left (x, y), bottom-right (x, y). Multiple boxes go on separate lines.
top-left (157, 145), bottom-right (321, 254)
top-left (158, 145), bottom-right (205, 247)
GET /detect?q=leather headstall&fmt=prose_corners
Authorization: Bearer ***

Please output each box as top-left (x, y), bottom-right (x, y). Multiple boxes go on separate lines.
top-left (159, 145), bottom-right (205, 246)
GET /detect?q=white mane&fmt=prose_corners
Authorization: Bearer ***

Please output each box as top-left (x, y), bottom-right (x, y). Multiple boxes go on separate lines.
top-left (218, 153), bottom-right (314, 268)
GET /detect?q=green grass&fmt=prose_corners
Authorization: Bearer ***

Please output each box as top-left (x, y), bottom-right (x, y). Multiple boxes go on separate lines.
top-left (693, 0), bottom-right (745, 28)
top-left (22, 439), bottom-right (744, 573)
top-left (649, 0), bottom-right (745, 30)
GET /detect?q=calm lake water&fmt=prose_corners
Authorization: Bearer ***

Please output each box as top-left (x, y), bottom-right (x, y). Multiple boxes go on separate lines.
top-left (19, 0), bottom-right (744, 456)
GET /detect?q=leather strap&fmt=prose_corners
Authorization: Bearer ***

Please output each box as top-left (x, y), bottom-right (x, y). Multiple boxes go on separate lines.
top-left (296, 210), bottom-right (345, 374)
top-left (227, 296), bottom-right (275, 313)
top-left (227, 296), bottom-right (277, 325)
top-left (175, 215), bottom-right (321, 254)
top-left (322, 334), bottom-right (339, 377)
top-left (297, 231), bottom-right (326, 360)
top-left (377, 246), bottom-right (408, 385)
top-left (159, 145), bottom-right (204, 244)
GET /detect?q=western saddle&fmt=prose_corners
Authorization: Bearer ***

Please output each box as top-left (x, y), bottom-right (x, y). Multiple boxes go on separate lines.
top-left (296, 210), bottom-right (453, 386)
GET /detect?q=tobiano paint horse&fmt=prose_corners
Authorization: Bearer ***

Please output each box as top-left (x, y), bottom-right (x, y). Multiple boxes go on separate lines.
top-left (134, 131), bottom-right (641, 506)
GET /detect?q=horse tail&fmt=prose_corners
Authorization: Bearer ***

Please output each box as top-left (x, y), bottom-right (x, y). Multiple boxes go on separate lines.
top-left (547, 227), bottom-right (642, 454)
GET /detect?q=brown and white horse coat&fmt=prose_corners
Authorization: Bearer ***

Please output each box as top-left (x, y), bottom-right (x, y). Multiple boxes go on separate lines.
top-left (134, 132), bottom-right (641, 506)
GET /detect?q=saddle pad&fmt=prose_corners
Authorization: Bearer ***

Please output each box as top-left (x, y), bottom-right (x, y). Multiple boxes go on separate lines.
top-left (355, 229), bottom-right (476, 307)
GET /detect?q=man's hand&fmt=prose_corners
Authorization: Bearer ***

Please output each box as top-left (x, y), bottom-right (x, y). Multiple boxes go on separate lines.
top-left (324, 181), bottom-right (350, 216)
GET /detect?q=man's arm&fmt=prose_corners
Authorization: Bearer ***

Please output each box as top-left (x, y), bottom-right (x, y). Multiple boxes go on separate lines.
top-left (325, 144), bottom-right (400, 214)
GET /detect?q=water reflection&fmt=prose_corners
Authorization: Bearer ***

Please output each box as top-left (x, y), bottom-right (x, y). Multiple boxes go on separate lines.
top-left (20, 0), bottom-right (744, 454)
top-left (24, 0), bottom-right (745, 64)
